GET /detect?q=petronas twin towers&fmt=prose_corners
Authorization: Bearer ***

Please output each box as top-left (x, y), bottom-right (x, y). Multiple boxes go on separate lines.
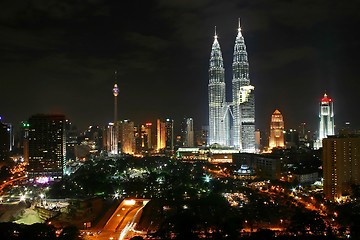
top-left (208, 21), bottom-right (255, 152)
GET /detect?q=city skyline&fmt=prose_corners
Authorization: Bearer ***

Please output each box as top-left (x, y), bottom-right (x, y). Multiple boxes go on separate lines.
top-left (1, 1), bottom-right (360, 132)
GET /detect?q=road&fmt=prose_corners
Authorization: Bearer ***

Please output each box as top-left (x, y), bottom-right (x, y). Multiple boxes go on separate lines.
top-left (85, 198), bottom-right (149, 240)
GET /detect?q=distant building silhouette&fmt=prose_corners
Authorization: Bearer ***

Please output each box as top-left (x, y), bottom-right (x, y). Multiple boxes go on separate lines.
top-left (0, 119), bottom-right (11, 162)
top-left (27, 114), bottom-right (66, 181)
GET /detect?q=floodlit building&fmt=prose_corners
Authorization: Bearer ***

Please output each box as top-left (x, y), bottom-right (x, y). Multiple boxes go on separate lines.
top-left (208, 20), bottom-right (255, 151)
top-left (232, 20), bottom-right (255, 152)
top-left (208, 28), bottom-right (228, 147)
top-left (27, 114), bottom-right (66, 181)
top-left (323, 134), bottom-right (360, 201)
top-left (156, 119), bottom-right (166, 151)
top-left (315, 93), bottom-right (334, 149)
top-left (104, 123), bottom-right (117, 154)
top-left (119, 120), bottom-right (135, 155)
top-left (269, 109), bottom-right (285, 149)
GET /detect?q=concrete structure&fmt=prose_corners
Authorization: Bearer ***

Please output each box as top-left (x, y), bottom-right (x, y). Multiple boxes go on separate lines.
top-left (323, 134), bottom-right (360, 201)
top-left (183, 118), bottom-right (194, 147)
top-left (233, 153), bottom-right (282, 180)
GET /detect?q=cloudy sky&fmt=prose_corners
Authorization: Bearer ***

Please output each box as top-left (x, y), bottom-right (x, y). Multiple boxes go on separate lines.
top-left (1, 0), bottom-right (359, 133)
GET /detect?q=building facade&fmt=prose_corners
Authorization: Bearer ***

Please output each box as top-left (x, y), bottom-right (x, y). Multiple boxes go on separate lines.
top-left (165, 119), bottom-right (174, 151)
top-left (119, 120), bottom-right (135, 155)
top-left (269, 109), bottom-right (285, 149)
top-left (27, 114), bottom-right (66, 181)
top-left (0, 120), bottom-right (10, 162)
top-left (208, 21), bottom-right (255, 152)
top-left (182, 118), bottom-right (194, 147)
top-left (323, 134), bottom-right (360, 201)
top-left (232, 21), bottom-right (255, 152)
top-left (208, 30), bottom-right (228, 147)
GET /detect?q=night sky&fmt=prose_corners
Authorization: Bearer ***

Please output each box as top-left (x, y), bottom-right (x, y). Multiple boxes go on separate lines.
top-left (1, 0), bottom-right (360, 133)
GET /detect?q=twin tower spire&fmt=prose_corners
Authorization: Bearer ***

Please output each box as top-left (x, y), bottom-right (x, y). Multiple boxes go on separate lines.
top-left (208, 20), bottom-right (255, 152)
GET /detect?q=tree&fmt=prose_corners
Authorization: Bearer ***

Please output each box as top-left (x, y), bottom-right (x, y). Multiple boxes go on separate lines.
top-left (58, 225), bottom-right (81, 240)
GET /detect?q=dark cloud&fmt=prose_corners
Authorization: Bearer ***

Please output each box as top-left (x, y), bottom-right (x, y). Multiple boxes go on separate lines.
top-left (1, 0), bottom-right (360, 133)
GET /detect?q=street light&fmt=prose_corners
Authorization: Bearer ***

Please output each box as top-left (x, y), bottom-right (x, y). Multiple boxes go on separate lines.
top-left (39, 193), bottom-right (46, 207)
top-left (20, 194), bottom-right (26, 202)
top-left (204, 175), bottom-right (211, 183)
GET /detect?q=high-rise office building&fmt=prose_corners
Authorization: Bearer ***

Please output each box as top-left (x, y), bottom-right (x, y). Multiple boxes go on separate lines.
top-left (104, 123), bottom-right (117, 154)
top-left (156, 119), bottom-right (166, 151)
top-left (165, 118), bottom-right (174, 151)
top-left (269, 109), bottom-right (285, 149)
top-left (135, 123), bottom-right (152, 153)
top-left (285, 129), bottom-right (299, 149)
top-left (27, 114), bottom-right (66, 181)
top-left (0, 120), bottom-right (10, 162)
top-left (319, 93), bottom-right (335, 140)
top-left (156, 119), bottom-right (174, 152)
top-left (208, 28), bottom-right (229, 147)
top-left (232, 20), bottom-right (255, 152)
top-left (182, 118), bottom-right (194, 147)
top-left (323, 134), bottom-right (360, 201)
top-left (144, 123), bottom-right (153, 150)
top-left (119, 120), bottom-right (135, 155)
top-left (315, 93), bottom-right (335, 149)
top-left (21, 122), bottom-right (30, 164)
top-left (208, 20), bottom-right (255, 151)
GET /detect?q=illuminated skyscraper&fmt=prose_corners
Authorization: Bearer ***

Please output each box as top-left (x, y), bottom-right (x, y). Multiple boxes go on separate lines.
top-left (269, 109), bottom-right (285, 149)
top-left (156, 119), bottom-right (166, 151)
top-left (232, 20), bottom-right (255, 152)
top-left (208, 28), bottom-right (229, 146)
top-left (315, 93), bottom-right (335, 149)
top-left (27, 114), bottom-right (66, 181)
top-left (119, 120), bottom-right (135, 155)
top-left (208, 21), bottom-right (255, 150)
top-left (319, 93), bottom-right (334, 140)
top-left (144, 123), bottom-right (153, 149)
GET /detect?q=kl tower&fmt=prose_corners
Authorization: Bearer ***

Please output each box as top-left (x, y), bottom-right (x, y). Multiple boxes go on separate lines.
top-left (112, 71), bottom-right (119, 154)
